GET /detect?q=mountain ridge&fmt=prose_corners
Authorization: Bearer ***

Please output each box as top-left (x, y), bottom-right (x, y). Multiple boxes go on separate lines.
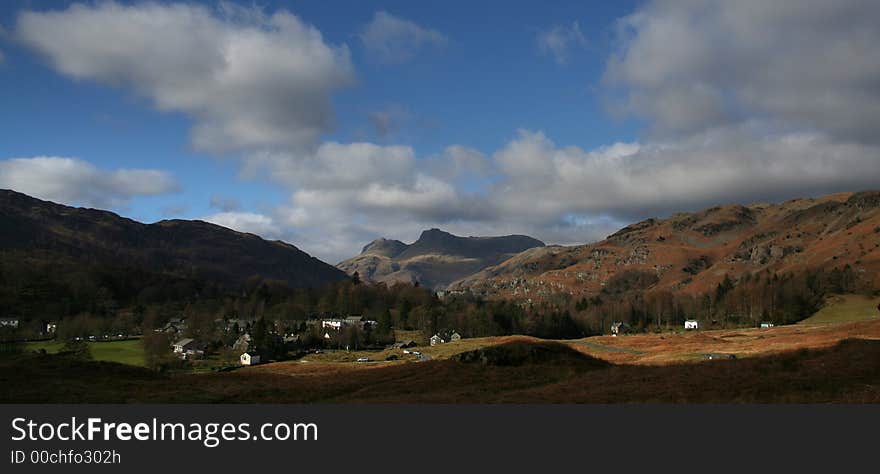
top-left (337, 228), bottom-right (545, 289)
top-left (0, 189), bottom-right (348, 288)
top-left (449, 191), bottom-right (880, 300)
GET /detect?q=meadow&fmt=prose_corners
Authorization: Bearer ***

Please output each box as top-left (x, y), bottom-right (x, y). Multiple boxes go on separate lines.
top-left (24, 338), bottom-right (146, 367)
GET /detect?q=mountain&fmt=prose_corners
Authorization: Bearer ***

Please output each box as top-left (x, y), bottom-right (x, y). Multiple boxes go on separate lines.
top-left (0, 189), bottom-right (348, 289)
top-left (450, 191), bottom-right (880, 299)
top-left (337, 228), bottom-right (545, 289)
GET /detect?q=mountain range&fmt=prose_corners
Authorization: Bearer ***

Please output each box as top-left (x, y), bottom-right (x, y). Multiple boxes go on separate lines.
top-left (0, 189), bottom-right (347, 289)
top-left (336, 228), bottom-right (545, 289)
top-left (4, 188), bottom-right (879, 304)
top-left (450, 191), bottom-right (880, 300)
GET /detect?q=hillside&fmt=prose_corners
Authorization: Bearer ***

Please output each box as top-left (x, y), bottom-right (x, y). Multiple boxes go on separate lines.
top-left (451, 191), bottom-right (880, 299)
top-left (0, 189), bottom-right (347, 289)
top-left (337, 228), bottom-right (545, 289)
top-left (4, 326), bottom-right (879, 403)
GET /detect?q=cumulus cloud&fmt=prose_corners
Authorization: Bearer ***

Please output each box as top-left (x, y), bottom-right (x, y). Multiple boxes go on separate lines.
top-left (0, 156), bottom-right (178, 208)
top-left (487, 128), bottom-right (880, 221)
top-left (12, 1), bottom-right (880, 265)
top-left (265, 120), bottom-right (880, 262)
top-left (604, 0), bottom-right (880, 143)
top-left (17, 1), bottom-right (354, 153)
top-left (202, 211), bottom-right (282, 239)
top-left (537, 21), bottom-right (586, 64)
top-left (360, 11), bottom-right (447, 63)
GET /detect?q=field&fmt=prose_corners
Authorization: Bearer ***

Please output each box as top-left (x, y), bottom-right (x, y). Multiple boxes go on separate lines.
top-left (3, 318), bottom-right (878, 403)
top-left (4, 302), bottom-right (880, 403)
top-left (23, 339), bottom-right (146, 367)
top-left (800, 294), bottom-right (880, 324)
top-left (2, 334), bottom-right (878, 403)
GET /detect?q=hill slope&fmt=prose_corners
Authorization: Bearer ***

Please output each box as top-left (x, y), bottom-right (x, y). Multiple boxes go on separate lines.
top-left (451, 191), bottom-right (880, 299)
top-left (0, 189), bottom-right (347, 289)
top-left (337, 228), bottom-right (545, 289)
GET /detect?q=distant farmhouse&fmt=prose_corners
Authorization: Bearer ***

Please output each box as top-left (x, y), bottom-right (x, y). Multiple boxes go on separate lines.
top-left (321, 315), bottom-right (378, 332)
top-left (240, 351), bottom-right (261, 366)
top-left (44, 321), bottom-right (57, 335)
top-left (430, 330), bottom-right (461, 346)
top-left (685, 319), bottom-right (699, 330)
top-left (172, 338), bottom-right (207, 359)
top-left (611, 321), bottom-right (631, 336)
top-left (0, 318), bottom-right (20, 328)
top-left (321, 318), bottom-right (345, 330)
top-left (760, 322), bottom-right (775, 328)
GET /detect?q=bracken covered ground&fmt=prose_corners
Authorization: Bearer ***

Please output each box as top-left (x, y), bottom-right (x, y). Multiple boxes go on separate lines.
top-left (2, 320), bottom-right (879, 404)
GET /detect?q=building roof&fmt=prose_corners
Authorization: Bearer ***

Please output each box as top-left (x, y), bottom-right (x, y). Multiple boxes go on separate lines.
top-left (174, 338), bottom-right (194, 347)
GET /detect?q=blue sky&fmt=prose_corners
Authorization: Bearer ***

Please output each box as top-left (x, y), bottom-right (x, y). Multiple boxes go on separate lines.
top-left (1, 1), bottom-right (879, 262)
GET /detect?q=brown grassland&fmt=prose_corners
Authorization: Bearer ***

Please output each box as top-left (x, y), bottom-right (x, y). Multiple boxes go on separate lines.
top-left (2, 319), bottom-right (879, 403)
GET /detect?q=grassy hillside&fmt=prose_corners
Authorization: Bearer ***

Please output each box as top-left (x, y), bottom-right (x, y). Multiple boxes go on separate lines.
top-left (3, 324), bottom-right (879, 403)
top-left (800, 294), bottom-right (880, 324)
top-left (1, 338), bottom-right (878, 403)
top-left (24, 339), bottom-right (146, 367)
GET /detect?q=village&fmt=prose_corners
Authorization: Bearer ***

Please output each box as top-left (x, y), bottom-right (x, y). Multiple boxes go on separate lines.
top-left (162, 314), bottom-right (466, 368)
top-left (2, 309), bottom-right (784, 370)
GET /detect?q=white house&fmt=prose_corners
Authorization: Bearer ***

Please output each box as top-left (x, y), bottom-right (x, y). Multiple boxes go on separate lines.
top-left (449, 331), bottom-right (461, 342)
top-left (44, 322), bottom-right (58, 334)
top-left (240, 352), bottom-right (261, 366)
top-left (684, 319), bottom-right (699, 330)
top-left (430, 334), bottom-right (445, 346)
top-left (172, 338), bottom-right (194, 353)
top-left (760, 322), bottom-right (775, 328)
top-left (321, 319), bottom-right (345, 330)
top-left (611, 322), bottom-right (631, 336)
top-left (0, 318), bottom-right (19, 328)
top-left (172, 338), bottom-right (207, 359)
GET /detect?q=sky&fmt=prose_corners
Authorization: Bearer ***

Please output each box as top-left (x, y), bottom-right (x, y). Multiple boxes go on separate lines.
top-left (1, 0), bottom-right (879, 264)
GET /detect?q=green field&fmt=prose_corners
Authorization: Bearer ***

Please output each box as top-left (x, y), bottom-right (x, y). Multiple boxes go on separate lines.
top-left (800, 294), bottom-right (880, 324)
top-left (24, 339), bottom-right (146, 367)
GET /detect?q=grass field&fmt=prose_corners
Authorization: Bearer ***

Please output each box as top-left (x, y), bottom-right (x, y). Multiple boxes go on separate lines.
top-left (800, 294), bottom-right (880, 324)
top-left (23, 339), bottom-right (146, 367)
top-left (5, 300), bottom-right (880, 403)
top-left (3, 335), bottom-right (879, 403)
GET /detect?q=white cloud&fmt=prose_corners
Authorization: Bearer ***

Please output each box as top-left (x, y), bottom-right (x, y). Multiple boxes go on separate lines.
top-left (193, 115), bottom-right (880, 264)
top-left (17, 1), bottom-right (354, 153)
top-left (537, 21), bottom-right (586, 64)
top-left (12, 1), bottom-right (880, 266)
top-left (0, 156), bottom-right (178, 208)
top-left (359, 11), bottom-right (447, 63)
top-left (604, 0), bottom-right (880, 143)
top-left (487, 127), bottom-right (880, 221)
top-left (202, 211), bottom-right (282, 239)
top-left (424, 145), bottom-right (492, 182)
